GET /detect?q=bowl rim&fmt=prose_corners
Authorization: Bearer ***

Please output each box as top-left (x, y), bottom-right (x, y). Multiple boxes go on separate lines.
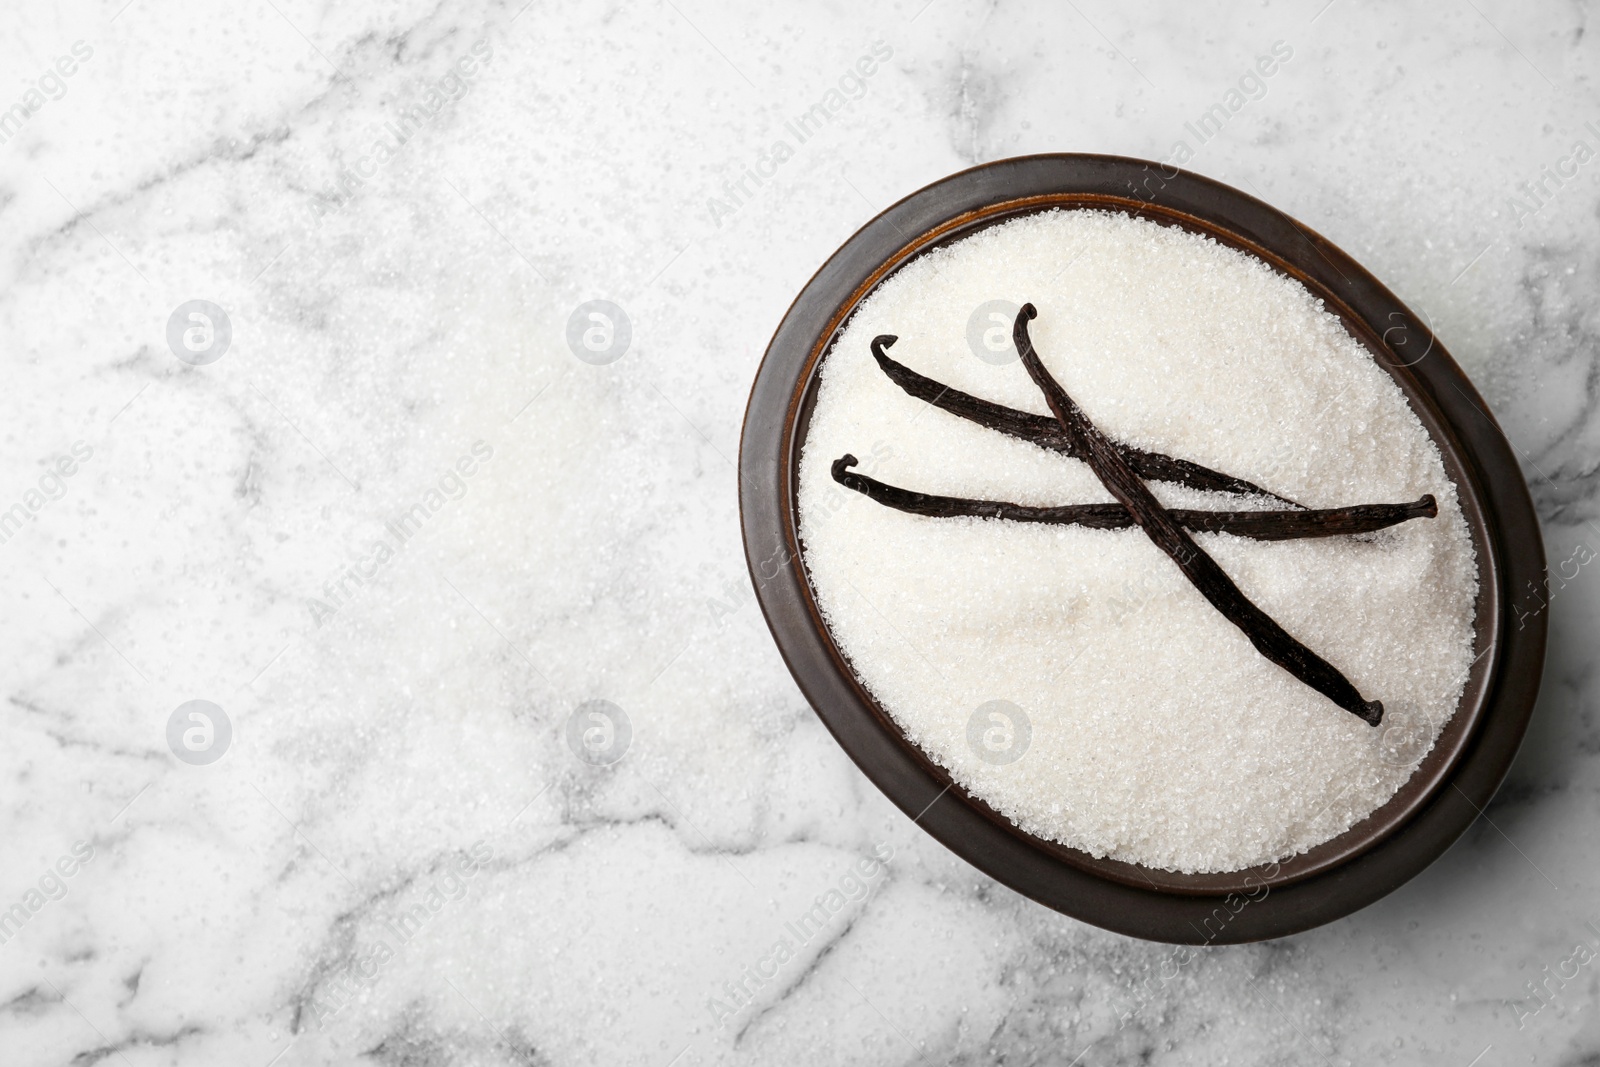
top-left (737, 153), bottom-right (1547, 943)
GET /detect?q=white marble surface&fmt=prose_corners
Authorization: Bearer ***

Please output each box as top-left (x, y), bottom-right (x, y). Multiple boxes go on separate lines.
top-left (1, 1), bottom-right (1597, 1064)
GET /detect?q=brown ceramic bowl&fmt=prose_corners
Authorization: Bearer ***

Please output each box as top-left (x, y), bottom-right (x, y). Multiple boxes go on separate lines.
top-left (738, 154), bottom-right (1547, 943)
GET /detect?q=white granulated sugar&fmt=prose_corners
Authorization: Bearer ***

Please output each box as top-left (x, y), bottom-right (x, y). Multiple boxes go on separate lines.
top-left (797, 209), bottom-right (1480, 874)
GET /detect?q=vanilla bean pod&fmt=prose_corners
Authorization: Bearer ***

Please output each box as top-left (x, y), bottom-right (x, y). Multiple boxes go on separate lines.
top-left (871, 335), bottom-right (1300, 507)
top-left (1011, 304), bottom-right (1384, 726)
top-left (832, 456), bottom-right (1436, 541)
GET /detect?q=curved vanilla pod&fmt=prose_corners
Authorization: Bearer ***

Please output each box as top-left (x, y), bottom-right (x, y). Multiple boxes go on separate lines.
top-left (831, 455), bottom-right (1436, 541)
top-left (1011, 304), bottom-right (1385, 726)
top-left (870, 335), bottom-right (1300, 507)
